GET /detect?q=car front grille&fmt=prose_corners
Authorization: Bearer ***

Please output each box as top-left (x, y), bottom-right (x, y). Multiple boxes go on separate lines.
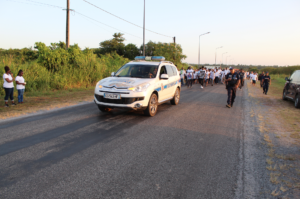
top-left (95, 95), bottom-right (144, 104)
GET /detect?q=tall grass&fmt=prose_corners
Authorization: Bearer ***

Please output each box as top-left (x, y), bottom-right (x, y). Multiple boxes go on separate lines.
top-left (0, 52), bottom-right (129, 96)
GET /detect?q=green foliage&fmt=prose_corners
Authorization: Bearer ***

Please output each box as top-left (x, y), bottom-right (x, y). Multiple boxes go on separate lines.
top-left (99, 33), bottom-right (126, 56)
top-left (259, 66), bottom-right (300, 75)
top-left (0, 47), bottom-right (38, 64)
top-left (0, 43), bottom-right (129, 96)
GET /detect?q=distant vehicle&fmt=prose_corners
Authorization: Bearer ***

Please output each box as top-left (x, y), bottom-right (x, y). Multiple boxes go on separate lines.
top-left (282, 70), bottom-right (300, 108)
top-left (94, 56), bottom-right (181, 116)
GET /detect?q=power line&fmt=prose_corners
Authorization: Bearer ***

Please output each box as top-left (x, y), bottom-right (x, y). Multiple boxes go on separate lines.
top-left (82, 0), bottom-right (173, 38)
top-left (4, 0), bottom-right (142, 39)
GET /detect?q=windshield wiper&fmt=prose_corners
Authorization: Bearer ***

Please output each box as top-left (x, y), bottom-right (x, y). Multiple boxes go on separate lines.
top-left (130, 75), bottom-right (143, 78)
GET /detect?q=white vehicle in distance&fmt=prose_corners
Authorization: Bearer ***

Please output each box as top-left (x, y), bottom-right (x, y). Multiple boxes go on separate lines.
top-left (94, 56), bottom-right (181, 116)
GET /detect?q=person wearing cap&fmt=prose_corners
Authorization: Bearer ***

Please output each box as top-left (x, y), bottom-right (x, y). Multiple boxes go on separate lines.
top-left (262, 72), bottom-right (271, 95)
top-left (225, 67), bottom-right (240, 108)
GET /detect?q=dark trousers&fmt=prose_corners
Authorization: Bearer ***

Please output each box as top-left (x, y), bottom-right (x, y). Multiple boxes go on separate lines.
top-left (240, 79), bottom-right (244, 88)
top-left (263, 84), bottom-right (269, 94)
top-left (187, 79), bottom-right (193, 87)
top-left (4, 87), bottom-right (14, 102)
top-left (199, 78), bottom-right (204, 86)
top-left (215, 77), bottom-right (219, 84)
top-left (181, 78), bottom-right (185, 86)
top-left (227, 87), bottom-right (236, 105)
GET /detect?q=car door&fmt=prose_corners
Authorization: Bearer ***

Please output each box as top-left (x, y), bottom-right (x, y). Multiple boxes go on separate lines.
top-left (164, 65), bottom-right (176, 99)
top-left (291, 71), bottom-right (300, 100)
top-left (287, 71), bottom-right (298, 99)
top-left (157, 65), bottom-right (170, 102)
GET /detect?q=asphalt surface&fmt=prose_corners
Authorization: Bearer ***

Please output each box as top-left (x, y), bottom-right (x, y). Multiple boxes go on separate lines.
top-left (0, 82), bottom-right (270, 199)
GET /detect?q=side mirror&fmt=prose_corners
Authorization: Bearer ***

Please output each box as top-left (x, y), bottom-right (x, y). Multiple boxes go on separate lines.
top-left (285, 77), bottom-right (288, 81)
top-left (111, 72), bottom-right (115, 76)
top-left (160, 74), bottom-right (169, 80)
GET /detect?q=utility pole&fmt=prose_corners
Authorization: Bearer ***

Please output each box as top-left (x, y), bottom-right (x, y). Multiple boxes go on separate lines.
top-left (143, 0), bottom-right (145, 56)
top-left (173, 37), bottom-right (176, 44)
top-left (66, 0), bottom-right (70, 49)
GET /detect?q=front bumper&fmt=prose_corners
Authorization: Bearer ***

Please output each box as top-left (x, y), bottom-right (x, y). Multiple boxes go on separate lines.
top-left (94, 94), bottom-right (147, 110)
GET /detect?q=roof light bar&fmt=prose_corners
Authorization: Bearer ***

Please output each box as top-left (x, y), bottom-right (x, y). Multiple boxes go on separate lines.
top-left (134, 56), bottom-right (166, 61)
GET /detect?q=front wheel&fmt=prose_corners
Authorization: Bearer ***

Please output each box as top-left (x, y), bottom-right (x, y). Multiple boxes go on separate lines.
top-left (171, 88), bottom-right (180, 105)
top-left (144, 93), bottom-right (158, 117)
top-left (98, 105), bottom-right (111, 112)
top-left (295, 95), bottom-right (300, 108)
top-left (282, 90), bottom-right (287, 101)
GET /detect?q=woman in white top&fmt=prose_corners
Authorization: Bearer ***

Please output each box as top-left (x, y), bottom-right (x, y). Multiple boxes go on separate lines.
top-left (210, 69), bottom-right (215, 86)
top-left (15, 70), bottom-right (26, 103)
top-left (3, 66), bottom-right (16, 107)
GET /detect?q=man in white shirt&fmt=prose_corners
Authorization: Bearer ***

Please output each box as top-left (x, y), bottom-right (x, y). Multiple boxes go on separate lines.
top-left (186, 66), bottom-right (194, 88)
top-left (198, 67), bottom-right (206, 89)
top-left (215, 69), bottom-right (220, 84)
top-left (252, 72), bottom-right (258, 86)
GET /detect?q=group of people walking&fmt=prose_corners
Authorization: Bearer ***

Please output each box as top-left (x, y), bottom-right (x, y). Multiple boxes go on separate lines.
top-left (2, 66), bottom-right (26, 107)
top-left (180, 66), bottom-right (247, 108)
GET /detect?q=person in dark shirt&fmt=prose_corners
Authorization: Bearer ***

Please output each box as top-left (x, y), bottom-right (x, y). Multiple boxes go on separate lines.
top-left (225, 67), bottom-right (240, 108)
top-left (258, 72), bottom-right (265, 87)
top-left (262, 72), bottom-right (271, 95)
top-left (238, 69), bottom-right (245, 89)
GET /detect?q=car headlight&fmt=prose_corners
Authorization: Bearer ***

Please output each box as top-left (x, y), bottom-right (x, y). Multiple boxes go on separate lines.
top-left (128, 83), bottom-right (150, 92)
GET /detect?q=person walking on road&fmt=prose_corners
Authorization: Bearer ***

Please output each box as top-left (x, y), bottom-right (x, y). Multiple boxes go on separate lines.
top-left (180, 67), bottom-right (186, 86)
top-left (210, 69), bottom-right (215, 86)
top-left (252, 72), bottom-right (258, 86)
top-left (3, 66), bottom-right (17, 107)
top-left (258, 71), bottom-right (265, 87)
top-left (186, 67), bottom-right (194, 88)
top-left (15, 70), bottom-right (26, 103)
top-left (205, 69), bottom-right (210, 87)
top-left (198, 67), bottom-right (205, 89)
top-left (262, 72), bottom-right (271, 95)
top-left (225, 67), bottom-right (240, 108)
top-left (239, 69), bottom-right (245, 89)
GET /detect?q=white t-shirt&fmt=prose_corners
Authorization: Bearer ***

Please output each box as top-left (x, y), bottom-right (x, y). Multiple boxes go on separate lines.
top-left (3, 73), bottom-right (14, 88)
top-left (252, 74), bottom-right (257, 81)
top-left (180, 70), bottom-right (185, 78)
top-left (205, 71), bottom-right (210, 79)
top-left (186, 69), bottom-right (194, 80)
top-left (15, 76), bottom-right (25, 90)
top-left (210, 71), bottom-right (215, 79)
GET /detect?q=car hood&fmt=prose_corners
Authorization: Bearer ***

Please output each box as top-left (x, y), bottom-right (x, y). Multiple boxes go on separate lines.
top-left (99, 77), bottom-right (155, 88)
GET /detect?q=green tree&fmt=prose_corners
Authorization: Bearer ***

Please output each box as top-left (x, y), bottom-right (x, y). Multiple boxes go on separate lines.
top-left (99, 33), bottom-right (125, 55)
top-left (124, 43), bottom-right (139, 60)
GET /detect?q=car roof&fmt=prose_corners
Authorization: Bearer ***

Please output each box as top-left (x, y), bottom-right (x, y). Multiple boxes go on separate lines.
top-left (127, 61), bottom-right (175, 66)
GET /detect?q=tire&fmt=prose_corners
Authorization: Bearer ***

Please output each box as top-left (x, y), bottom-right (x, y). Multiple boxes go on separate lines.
top-left (295, 95), bottom-right (300, 108)
top-left (170, 87), bottom-right (180, 105)
top-left (282, 90), bottom-right (287, 101)
top-left (144, 93), bottom-right (158, 117)
top-left (98, 105), bottom-right (111, 112)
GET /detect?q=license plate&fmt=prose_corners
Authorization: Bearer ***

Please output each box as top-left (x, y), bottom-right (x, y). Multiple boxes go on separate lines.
top-left (103, 93), bottom-right (121, 99)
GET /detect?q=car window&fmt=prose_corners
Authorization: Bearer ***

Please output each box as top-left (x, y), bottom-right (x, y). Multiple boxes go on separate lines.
top-left (160, 66), bottom-right (167, 75)
top-left (166, 65), bottom-right (174, 77)
top-left (290, 71), bottom-right (297, 81)
top-left (172, 66), bottom-right (178, 76)
top-left (294, 71), bottom-right (300, 82)
top-left (115, 64), bottom-right (158, 78)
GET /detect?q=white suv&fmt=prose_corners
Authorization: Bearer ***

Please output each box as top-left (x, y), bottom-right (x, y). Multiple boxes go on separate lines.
top-left (94, 56), bottom-right (181, 116)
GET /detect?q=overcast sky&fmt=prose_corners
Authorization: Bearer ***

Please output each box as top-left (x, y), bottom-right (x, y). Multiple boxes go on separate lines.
top-left (1, 0), bottom-right (299, 66)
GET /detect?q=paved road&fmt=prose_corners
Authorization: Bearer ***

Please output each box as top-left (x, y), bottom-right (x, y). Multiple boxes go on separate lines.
top-left (0, 82), bottom-right (269, 199)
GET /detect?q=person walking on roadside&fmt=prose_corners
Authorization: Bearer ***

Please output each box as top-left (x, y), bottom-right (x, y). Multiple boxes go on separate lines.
top-left (210, 69), bottom-right (215, 86)
top-left (205, 69), bottom-right (210, 87)
top-left (180, 67), bottom-right (186, 86)
top-left (15, 70), bottom-right (26, 104)
top-left (3, 66), bottom-right (17, 107)
top-left (252, 72), bottom-right (258, 86)
top-left (186, 66), bottom-right (194, 88)
top-left (262, 72), bottom-right (271, 95)
top-left (215, 68), bottom-right (219, 84)
top-left (258, 71), bottom-right (265, 87)
top-left (225, 67), bottom-right (240, 108)
top-left (239, 69), bottom-right (245, 89)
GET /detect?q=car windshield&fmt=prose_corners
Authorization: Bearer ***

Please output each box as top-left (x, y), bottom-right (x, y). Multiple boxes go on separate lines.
top-left (115, 64), bottom-right (159, 78)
